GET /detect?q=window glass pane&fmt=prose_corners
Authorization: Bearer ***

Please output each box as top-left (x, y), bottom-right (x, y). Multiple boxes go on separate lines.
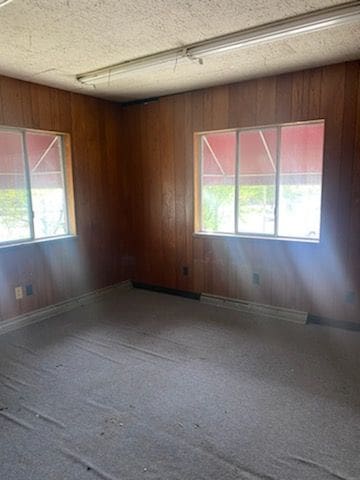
top-left (0, 130), bottom-right (31, 243)
top-left (278, 122), bottom-right (324, 239)
top-left (26, 132), bottom-right (68, 238)
top-left (201, 131), bottom-right (236, 233)
top-left (238, 128), bottom-right (277, 235)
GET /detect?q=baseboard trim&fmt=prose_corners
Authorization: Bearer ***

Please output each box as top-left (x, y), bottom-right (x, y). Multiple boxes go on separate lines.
top-left (132, 282), bottom-right (201, 300)
top-left (307, 314), bottom-right (360, 331)
top-left (200, 293), bottom-right (308, 324)
top-left (2, 280), bottom-right (356, 334)
top-left (0, 280), bottom-right (132, 336)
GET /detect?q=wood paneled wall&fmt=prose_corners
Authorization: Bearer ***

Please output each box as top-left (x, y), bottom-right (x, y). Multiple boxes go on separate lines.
top-left (1, 61), bottom-right (359, 325)
top-left (124, 61), bottom-right (360, 323)
top-left (0, 76), bottom-right (132, 321)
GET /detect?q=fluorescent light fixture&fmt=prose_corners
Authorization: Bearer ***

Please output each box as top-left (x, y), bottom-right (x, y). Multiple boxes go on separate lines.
top-left (77, 2), bottom-right (360, 85)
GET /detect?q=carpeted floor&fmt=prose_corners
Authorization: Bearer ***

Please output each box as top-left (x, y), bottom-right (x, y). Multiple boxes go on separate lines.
top-left (0, 288), bottom-right (359, 480)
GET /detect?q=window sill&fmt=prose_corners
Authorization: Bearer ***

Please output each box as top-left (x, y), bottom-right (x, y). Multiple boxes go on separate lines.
top-left (193, 231), bottom-right (320, 244)
top-left (0, 234), bottom-right (78, 251)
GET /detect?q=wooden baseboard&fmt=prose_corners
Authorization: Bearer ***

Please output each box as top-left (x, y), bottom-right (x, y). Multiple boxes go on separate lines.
top-left (0, 280), bottom-right (132, 336)
top-left (200, 293), bottom-right (308, 324)
top-left (3, 281), bottom-right (356, 334)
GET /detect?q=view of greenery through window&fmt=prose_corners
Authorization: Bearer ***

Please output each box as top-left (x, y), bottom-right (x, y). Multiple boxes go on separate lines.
top-left (202, 185), bottom-right (234, 233)
top-left (0, 129), bottom-right (68, 245)
top-left (238, 183), bottom-right (275, 235)
top-left (199, 122), bottom-right (324, 240)
top-left (0, 189), bottom-right (30, 242)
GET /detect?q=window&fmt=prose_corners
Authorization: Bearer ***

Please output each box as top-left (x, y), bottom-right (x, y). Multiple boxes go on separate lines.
top-left (195, 121), bottom-right (325, 241)
top-left (0, 127), bottom-right (75, 246)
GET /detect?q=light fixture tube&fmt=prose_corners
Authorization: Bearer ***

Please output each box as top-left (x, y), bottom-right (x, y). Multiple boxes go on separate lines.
top-left (0, 0), bottom-right (14, 6)
top-left (77, 49), bottom-right (185, 85)
top-left (190, 2), bottom-right (360, 57)
top-left (77, 2), bottom-right (360, 85)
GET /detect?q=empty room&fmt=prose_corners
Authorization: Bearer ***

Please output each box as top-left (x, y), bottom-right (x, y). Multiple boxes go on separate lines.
top-left (0, 1), bottom-right (359, 479)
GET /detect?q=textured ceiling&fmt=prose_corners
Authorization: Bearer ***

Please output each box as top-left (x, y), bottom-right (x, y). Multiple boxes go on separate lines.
top-left (0, 0), bottom-right (359, 101)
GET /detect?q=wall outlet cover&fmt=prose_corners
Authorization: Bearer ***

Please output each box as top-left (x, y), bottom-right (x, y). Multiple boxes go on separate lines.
top-left (15, 286), bottom-right (23, 300)
top-left (182, 266), bottom-right (189, 276)
top-left (26, 284), bottom-right (33, 296)
top-left (345, 291), bottom-right (356, 304)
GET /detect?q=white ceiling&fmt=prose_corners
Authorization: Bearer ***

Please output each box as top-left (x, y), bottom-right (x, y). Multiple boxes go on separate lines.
top-left (0, 0), bottom-right (359, 102)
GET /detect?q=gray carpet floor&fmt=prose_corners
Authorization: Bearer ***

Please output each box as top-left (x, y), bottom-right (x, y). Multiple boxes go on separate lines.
top-left (0, 288), bottom-right (359, 480)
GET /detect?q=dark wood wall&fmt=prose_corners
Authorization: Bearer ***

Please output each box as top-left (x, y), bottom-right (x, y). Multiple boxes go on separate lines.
top-left (1, 61), bottom-right (359, 324)
top-left (0, 76), bottom-right (132, 321)
top-left (124, 61), bottom-right (360, 323)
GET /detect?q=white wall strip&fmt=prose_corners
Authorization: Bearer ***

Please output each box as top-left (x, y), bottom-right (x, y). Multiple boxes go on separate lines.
top-left (201, 293), bottom-right (308, 324)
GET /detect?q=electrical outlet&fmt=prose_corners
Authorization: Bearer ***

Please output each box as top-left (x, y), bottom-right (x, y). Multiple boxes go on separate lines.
top-left (345, 291), bottom-right (356, 304)
top-left (15, 286), bottom-right (23, 300)
top-left (26, 284), bottom-right (33, 296)
top-left (252, 272), bottom-right (260, 285)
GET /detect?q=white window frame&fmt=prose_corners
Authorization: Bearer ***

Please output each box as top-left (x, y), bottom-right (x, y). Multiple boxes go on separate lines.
top-left (0, 125), bottom-right (76, 247)
top-left (194, 120), bottom-right (325, 243)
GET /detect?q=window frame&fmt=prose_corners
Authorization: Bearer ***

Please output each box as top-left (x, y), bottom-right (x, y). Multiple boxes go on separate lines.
top-left (0, 125), bottom-right (76, 248)
top-left (194, 119), bottom-right (325, 243)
